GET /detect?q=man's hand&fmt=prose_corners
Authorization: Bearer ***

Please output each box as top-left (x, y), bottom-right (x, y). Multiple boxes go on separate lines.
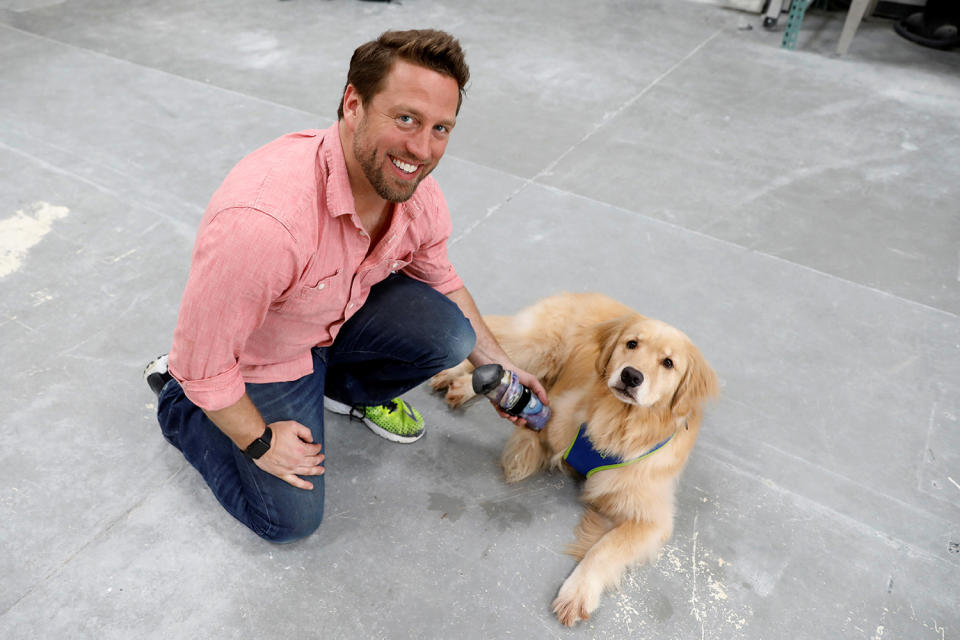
top-left (444, 287), bottom-right (549, 428)
top-left (253, 420), bottom-right (325, 490)
top-left (491, 365), bottom-right (548, 428)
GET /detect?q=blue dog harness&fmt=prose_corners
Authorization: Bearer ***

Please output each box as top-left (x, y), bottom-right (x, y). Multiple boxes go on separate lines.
top-left (562, 423), bottom-right (677, 478)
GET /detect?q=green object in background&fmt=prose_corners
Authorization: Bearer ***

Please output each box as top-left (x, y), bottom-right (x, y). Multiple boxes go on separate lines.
top-left (782, 0), bottom-right (815, 49)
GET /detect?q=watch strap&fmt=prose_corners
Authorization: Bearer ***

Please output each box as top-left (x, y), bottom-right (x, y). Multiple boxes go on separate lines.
top-left (243, 425), bottom-right (273, 460)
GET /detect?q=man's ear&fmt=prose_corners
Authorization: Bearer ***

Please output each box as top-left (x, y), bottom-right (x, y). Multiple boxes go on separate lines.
top-left (341, 84), bottom-right (363, 129)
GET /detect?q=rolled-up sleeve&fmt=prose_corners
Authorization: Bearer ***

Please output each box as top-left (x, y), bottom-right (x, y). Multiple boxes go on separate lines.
top-left (169, 207), bottom-right (298, 411)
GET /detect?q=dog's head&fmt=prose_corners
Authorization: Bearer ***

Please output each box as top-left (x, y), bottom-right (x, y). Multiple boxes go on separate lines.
top-left (594, 315), bottom-right (718, 414)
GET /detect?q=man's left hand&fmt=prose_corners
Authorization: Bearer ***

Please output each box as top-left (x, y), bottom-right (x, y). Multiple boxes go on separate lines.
top-left (490, 365), bottom-right (548, 428)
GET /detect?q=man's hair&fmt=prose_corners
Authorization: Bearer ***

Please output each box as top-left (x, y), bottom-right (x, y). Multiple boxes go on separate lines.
top-left (337, 29), bottom-right (470, 119)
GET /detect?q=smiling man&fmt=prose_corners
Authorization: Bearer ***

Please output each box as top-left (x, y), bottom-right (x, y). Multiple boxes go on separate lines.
top-left (143, 29), bottom-right (546, 543)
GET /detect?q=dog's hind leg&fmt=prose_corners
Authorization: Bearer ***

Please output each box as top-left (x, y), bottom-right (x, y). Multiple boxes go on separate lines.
top-left (501, 426), bottom-right (548, 483)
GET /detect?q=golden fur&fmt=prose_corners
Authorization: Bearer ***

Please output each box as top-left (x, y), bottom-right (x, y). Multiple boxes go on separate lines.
top-left (429, 292), bottom-right (718, 626)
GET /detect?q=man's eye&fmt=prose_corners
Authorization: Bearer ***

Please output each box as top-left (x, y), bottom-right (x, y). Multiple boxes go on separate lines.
top-left (626, 340), bottom-right (638, 350)
top-left (433, 124), bottom-right (448, 134)
top-left (396, 115), bottom-right (415, 125)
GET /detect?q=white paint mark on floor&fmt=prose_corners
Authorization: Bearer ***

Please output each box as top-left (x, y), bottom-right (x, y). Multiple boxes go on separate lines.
top-left (690, 515), bottom-right (701, 622)
top-left (948, 476), bottom-right (960, 492)
top-left (110, 248), bottom-right (137, 263)
top-left (652, 523), bottom-right (751, 637)
top-left (30, 289), bottom-right (53, 306)
top-left (0, 202), bottom-right (69, 278)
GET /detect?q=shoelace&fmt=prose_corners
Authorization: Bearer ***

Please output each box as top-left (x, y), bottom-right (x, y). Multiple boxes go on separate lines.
top-left (349, 401), bottom-right (398, 420)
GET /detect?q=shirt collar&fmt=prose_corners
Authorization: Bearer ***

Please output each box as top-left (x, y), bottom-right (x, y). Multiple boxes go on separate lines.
top-left (319, 122), bottom-right (356, 219)
top-left (319, 121), bottom-right (425, 222)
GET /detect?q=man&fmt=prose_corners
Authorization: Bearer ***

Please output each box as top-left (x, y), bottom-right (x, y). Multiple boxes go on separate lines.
top-left (144, 29), bottom-right (546, 543)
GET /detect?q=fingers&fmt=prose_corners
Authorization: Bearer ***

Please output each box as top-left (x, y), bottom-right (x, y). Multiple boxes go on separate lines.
top-left (513, 368), bottom-right (549, 405)
top-left (254, 421), bottom-right (326, 489)
top-left (526, 376), bottom-right (548, 405)
top-left (282, 474), bottom-right (315, 490)
top-left (276, 455), bottom-right (325, 490)
top-left (492, 402), bottom-right (526, 427)
top-left (295, 422), bottom-right (314, 443)
top-left (295, 453), bottom-right (325, 475)
top-left (532, 382), bottom-right (549, 405)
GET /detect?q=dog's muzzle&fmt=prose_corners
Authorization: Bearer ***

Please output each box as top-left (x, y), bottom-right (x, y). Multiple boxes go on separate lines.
top-left (620, 366), bottom-right (644, 388)
top-left (610, 366), bottom-right (644, 403)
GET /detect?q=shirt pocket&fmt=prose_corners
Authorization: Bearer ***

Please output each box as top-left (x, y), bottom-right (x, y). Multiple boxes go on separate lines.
top-left (301, 267), bottom-right (342, 296)
top-left (275, 267), bottom-right (342, 315)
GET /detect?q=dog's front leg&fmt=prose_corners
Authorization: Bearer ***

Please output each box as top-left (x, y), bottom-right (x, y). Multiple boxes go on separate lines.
top-left (501, 425), bottom-right (547, 482)
top-left (552, 518), bottom-right (670, 626)
top-left (428, 361), bottom-right (476, 408)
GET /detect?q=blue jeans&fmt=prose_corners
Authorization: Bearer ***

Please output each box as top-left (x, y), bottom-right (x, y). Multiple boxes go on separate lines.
top-left (157, 274), bottom-right (475, 543)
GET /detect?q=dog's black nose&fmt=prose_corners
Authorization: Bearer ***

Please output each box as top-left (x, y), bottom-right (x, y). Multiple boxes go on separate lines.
top-left (620, 367), bottom-right (644, 388)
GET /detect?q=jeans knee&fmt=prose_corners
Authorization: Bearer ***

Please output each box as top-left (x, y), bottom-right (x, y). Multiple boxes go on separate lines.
top-left (414, 311), bottom-right (475, 373)
top-left (249, 483), bottom-right (325, 544)
top-left (448, 316), bottom-right (476, 364)
top-left (257, 509), bottom-right (324, 544)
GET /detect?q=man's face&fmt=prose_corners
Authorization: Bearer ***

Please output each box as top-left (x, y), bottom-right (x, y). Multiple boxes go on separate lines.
top-left (350, 60), bottom-right (460, 203)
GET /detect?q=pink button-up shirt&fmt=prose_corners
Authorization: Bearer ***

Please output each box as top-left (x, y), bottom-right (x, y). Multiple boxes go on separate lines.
top-left (169, 124), bottom-right (464, 411)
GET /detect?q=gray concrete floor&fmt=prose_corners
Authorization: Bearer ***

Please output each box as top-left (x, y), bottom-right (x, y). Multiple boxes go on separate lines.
top-left (2, 0), bottom-right (958, 638)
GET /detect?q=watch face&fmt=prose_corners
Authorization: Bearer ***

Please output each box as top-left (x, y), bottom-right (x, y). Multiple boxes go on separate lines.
top-left (245, 437), bottom-right (270, 459)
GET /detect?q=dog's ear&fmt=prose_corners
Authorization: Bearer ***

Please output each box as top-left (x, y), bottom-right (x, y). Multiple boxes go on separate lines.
top-left (593, 317), bottom-right (628, 379)
top-left (671, 343), bottom-right (719, 417)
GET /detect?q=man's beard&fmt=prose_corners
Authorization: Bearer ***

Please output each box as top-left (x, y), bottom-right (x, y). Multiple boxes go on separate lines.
top-left (354, 123), bottom-right (428, 203)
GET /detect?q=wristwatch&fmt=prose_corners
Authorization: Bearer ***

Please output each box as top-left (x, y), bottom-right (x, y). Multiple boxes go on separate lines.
top-left (243, 426), bottom-right (273, 460)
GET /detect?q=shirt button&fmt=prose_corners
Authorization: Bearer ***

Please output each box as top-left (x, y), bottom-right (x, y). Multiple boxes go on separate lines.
top-left (317, 283), bottom-right (325, 290)
top-left (392, 262), bottom-right (398, 269)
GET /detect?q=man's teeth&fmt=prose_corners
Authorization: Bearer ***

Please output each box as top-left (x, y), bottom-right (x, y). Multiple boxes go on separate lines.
top-left (391, 157), bottom-right (418, 174)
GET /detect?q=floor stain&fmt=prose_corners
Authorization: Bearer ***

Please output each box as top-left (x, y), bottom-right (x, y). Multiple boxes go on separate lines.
top-left (426, 492), bottom-right (466, 522)
top-left (480, 499), bottom-right (533, 531)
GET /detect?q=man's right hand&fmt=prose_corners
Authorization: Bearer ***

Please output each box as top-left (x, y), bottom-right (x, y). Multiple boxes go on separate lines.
top-left (203, 394), bottom-right (325, 490)
top-left (253, 420), bottom-right (325, 490)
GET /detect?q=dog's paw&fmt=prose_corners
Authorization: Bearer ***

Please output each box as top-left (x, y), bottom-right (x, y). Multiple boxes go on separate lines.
top-left (441, 375), bottom-right (475, 408)
top-left (503, 462), bottom-right (533, 484)
top-left (552, 573), bottom-right (599, 627)
top-left (428, 369), bottom-right (457, 391)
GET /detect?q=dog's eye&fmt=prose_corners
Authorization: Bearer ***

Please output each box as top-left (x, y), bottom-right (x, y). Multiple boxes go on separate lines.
top-left (662, 358), bottom-right (674, 369)
top-left (626, 340), bottom-right (638, 350)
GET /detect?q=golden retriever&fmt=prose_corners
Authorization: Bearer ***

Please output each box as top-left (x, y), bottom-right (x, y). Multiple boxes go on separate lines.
top-left (429, 292), bottom-right (718, 626)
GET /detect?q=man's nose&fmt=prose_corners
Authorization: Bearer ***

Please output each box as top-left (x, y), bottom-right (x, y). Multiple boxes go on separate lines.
top-left (406, 129), bottom-right (431, 160)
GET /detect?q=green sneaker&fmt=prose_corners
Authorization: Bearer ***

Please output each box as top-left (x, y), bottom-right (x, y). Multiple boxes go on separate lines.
top-left (325, 396), bottom-right (425, 443)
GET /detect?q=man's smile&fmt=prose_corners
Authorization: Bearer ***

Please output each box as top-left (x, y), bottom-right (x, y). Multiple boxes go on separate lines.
top-left (390, 155), bottom-right (420, 175)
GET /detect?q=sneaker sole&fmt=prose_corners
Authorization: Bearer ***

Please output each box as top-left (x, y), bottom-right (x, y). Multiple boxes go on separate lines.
top-left (143, 355), bottom-right (172, 397)
top-left (142, 355), bottom-right (168, 380)
top-left (361, 419), bottom-right (424, 444)
top-left (323, 396), bottom-right (353, 415)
